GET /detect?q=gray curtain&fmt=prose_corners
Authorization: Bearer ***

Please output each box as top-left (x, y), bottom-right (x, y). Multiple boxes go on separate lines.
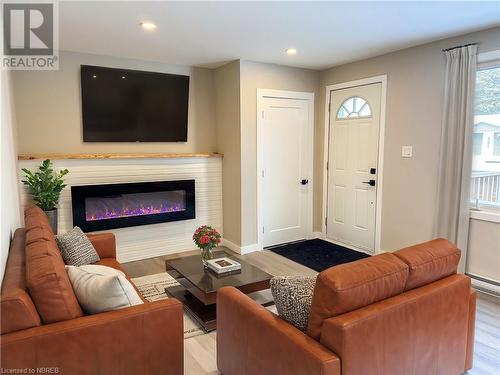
top-left (434, 45), bottom-right (477, 257)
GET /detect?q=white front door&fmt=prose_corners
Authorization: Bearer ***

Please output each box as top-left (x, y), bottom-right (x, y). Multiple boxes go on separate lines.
top-left (259, 91), bottom-right (314, 248)
top-left (326, 83), bottom-right (381, 252)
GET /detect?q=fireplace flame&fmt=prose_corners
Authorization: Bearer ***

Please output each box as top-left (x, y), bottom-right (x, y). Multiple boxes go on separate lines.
top-left (86, 202), bottom-right (185, 221)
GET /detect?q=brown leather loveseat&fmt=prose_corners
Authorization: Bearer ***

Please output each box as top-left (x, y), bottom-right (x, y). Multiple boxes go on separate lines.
top-left (0, 206), bottom-right (183, 374)
top-left (217, 239), bottom-right (476, 375)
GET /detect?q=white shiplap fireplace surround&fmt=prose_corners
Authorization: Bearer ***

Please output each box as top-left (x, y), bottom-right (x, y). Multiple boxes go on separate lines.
top-left (18, 154), bottom-right (223, 262)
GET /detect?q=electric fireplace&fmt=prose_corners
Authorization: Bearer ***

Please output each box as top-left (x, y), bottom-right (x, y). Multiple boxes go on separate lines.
top-left (71, 180), bottom-right (195, 232)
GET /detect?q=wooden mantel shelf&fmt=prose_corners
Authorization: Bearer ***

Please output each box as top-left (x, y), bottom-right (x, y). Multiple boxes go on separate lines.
top-left (18, 152), bottom-right (223, 161)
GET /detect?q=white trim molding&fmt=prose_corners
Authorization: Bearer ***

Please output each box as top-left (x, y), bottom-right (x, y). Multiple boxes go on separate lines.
top-left (470, 209), bottom-right (500, 224)
top-left (311, 231), bottom-right (325, 240)
top-left (256, 88), bottom-right (315, 250)
top-left (322, 75), bottom-right (388, 254)
top-left (222, 238), bottom-right (261, 255)
top-left (478, 49), bottom-right (500, 65)
top-left (469, 275), bottom-right (500, 297)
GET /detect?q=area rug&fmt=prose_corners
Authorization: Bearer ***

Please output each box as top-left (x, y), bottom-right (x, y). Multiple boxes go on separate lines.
top-left (131, 272), bottom-right (205, 339)
top-left (269, 239), bottom-right (370, 272)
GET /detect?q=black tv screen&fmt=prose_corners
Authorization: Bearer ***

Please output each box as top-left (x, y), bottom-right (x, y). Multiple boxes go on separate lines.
top-left (80, 65), bottom-right (189, 142)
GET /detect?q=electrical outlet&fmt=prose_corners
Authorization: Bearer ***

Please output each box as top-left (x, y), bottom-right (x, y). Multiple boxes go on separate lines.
top-left (402, 146), bottom-right (413, 158)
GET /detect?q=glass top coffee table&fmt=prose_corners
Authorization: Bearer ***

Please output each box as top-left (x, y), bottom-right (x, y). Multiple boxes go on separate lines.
top-left (165, 249), bottom-right (273, 332)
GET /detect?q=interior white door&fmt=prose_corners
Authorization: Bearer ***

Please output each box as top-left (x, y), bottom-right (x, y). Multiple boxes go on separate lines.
top-left (261, 95), bottom-right (313, 247)
top-left (326, 83), bottom-right (381, 252)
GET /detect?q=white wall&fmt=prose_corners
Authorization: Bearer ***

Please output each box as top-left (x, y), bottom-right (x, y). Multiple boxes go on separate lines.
top-left (18, 157), bottom-right (223, 262)
top-left (0, 70), bottom-right (22, 284)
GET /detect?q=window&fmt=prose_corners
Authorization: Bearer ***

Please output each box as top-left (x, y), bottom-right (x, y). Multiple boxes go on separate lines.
top-left (470, 63), bottom-right (500, 209)
top-left (494, 132), bottom-right (500, 156)
top-left (472, 133), bottom-right (483, 155)
top-left (337, 96), bottom-right (372, 119)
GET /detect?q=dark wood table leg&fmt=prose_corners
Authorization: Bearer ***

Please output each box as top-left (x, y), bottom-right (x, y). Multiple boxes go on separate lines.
top-left (166, 285), bottom-right (217, 332)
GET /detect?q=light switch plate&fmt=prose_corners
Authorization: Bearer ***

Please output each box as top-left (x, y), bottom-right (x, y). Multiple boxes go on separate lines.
top-left (402, 146), bottom-right (413, 158)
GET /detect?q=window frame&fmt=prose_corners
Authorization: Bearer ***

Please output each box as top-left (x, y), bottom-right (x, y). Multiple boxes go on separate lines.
top-left (470, 54), bottom-right (500, 212)
top-left (336, 95), bottom-right (372, 120)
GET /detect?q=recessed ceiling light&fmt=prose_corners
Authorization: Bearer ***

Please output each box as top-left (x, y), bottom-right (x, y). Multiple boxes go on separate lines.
top-left (121, 76), bottom-right (126, 79)
top-left (286, 48), bottom-right (297, 55)
top-left (92, 74), bottom-right (97, 79)
top-left (140, 22), bottom-right (157, 31)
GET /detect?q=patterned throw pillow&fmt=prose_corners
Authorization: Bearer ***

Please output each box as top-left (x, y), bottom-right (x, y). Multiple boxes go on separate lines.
top-left (270, 275), bottom-right (317, 332)
top-left (56, 227), bottom-right (100, 266)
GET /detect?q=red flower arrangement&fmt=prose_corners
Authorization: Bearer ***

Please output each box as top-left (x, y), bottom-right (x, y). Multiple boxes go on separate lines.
top-left (192, 225), bottom-right (221, 251)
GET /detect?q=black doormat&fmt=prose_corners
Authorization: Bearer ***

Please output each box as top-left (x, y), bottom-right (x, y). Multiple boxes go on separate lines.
top-left (268, 239), bottom-right (370, 272)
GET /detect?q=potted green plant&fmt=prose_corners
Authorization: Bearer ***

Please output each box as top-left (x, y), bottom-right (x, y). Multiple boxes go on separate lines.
top-left (22, 159), bottom-right (69, 233)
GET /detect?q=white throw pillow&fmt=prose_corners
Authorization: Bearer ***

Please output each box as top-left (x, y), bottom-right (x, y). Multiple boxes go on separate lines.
top-left (66, 264), bottom-right (143, 314)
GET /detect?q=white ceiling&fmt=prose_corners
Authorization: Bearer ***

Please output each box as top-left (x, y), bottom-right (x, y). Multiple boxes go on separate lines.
top-left (60, 1), bottom-right (500, 70)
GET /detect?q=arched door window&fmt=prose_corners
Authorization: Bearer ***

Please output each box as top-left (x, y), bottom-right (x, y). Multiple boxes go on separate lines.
top-left (337, 96), bottom-right (372, 119)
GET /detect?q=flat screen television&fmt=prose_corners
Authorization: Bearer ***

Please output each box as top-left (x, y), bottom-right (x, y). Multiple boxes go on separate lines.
top-left (80, 65), bottom-right (189, 142)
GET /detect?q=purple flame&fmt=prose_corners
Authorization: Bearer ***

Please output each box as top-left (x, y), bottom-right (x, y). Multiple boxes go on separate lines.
top-left (86, 203), bottom-right (185, 221)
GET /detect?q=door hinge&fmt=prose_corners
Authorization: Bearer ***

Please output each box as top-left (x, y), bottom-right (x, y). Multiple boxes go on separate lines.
top-left (326, 161), bottom-right (329, 171)
top-left (262, 110), bottom-right (265, 119)
top-left (325, 217), bottom-right (328, 227)
top-left (328, 103), bottom-right (331, 113)
top-left (262, 226), bottom-right (265, 234)
top-left (261, 169), bottom-right (265, 178)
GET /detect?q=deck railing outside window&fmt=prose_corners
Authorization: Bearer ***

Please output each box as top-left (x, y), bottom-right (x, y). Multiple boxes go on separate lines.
top-left (470, 171), bottom-right (500, 208)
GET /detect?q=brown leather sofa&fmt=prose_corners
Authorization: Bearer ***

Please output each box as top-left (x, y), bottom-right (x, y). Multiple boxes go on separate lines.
top-left (217, 239), bottom-right (476, 375)
top-left (1, 206), bottom-right (183, 375)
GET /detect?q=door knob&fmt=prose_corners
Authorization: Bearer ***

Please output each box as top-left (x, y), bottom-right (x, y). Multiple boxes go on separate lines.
top-left (301, 179), bottom-right (309, 185)
top-left (362, 180), bottom-right (376, 186)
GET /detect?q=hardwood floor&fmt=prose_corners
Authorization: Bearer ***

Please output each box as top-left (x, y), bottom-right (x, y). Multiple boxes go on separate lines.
top-left (469, 292), bottom-right (500, 375)
top-left (122, 248), bottom-right (500, 375)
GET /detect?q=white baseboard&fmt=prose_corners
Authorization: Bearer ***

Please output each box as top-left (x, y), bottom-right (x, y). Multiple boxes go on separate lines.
top-left (240, 243), bottom-right (261, 254)
top-left (222, 238), bottom-right (261, 255)
top-left (311, 231), bottom-right (325, 239)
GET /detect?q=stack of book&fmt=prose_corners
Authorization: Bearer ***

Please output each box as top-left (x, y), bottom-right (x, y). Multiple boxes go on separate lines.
top-left (206, 257), bottom-right (242, 274)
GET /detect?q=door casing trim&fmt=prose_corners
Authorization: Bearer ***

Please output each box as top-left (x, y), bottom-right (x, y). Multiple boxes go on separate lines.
top-left (322, 75), bottom-right (387, 254)
top-left (257, 88), bottom-right (315, 249)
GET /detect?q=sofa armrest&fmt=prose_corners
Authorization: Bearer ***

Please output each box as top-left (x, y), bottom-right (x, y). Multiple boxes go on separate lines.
top-left (465, 289), bottom-right (477, 371)
top-left (87, 233), bottom-right (116, 259)
top-left (217, 287), bottom-right (340, 375)
top-left (1, 298), bottom-right (183, 375)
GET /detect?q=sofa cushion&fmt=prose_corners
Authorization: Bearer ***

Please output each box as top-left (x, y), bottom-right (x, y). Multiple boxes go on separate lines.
top-left (24, 205), bottom-right (51, 230)
top-left (56, 226), bottom-right (100, 266)
top-left (393, 238), bottom-right (460, 291)
top-left (270, 276), bottom-right (317, 332)
top-left (25, 230), bottom-right (83, 324)
top-left (307, 253), bottom-right (409, 340)
top-left (95, 258), bottom-right (146, 302)
top-left (1, 229), bottom-right (42, 334)
top-left (24, 206), bottom-right (58, 243)
top-left (25, 225), bottom-right (57, 246)
top-left (66, 265), bottom-right (143, 314)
